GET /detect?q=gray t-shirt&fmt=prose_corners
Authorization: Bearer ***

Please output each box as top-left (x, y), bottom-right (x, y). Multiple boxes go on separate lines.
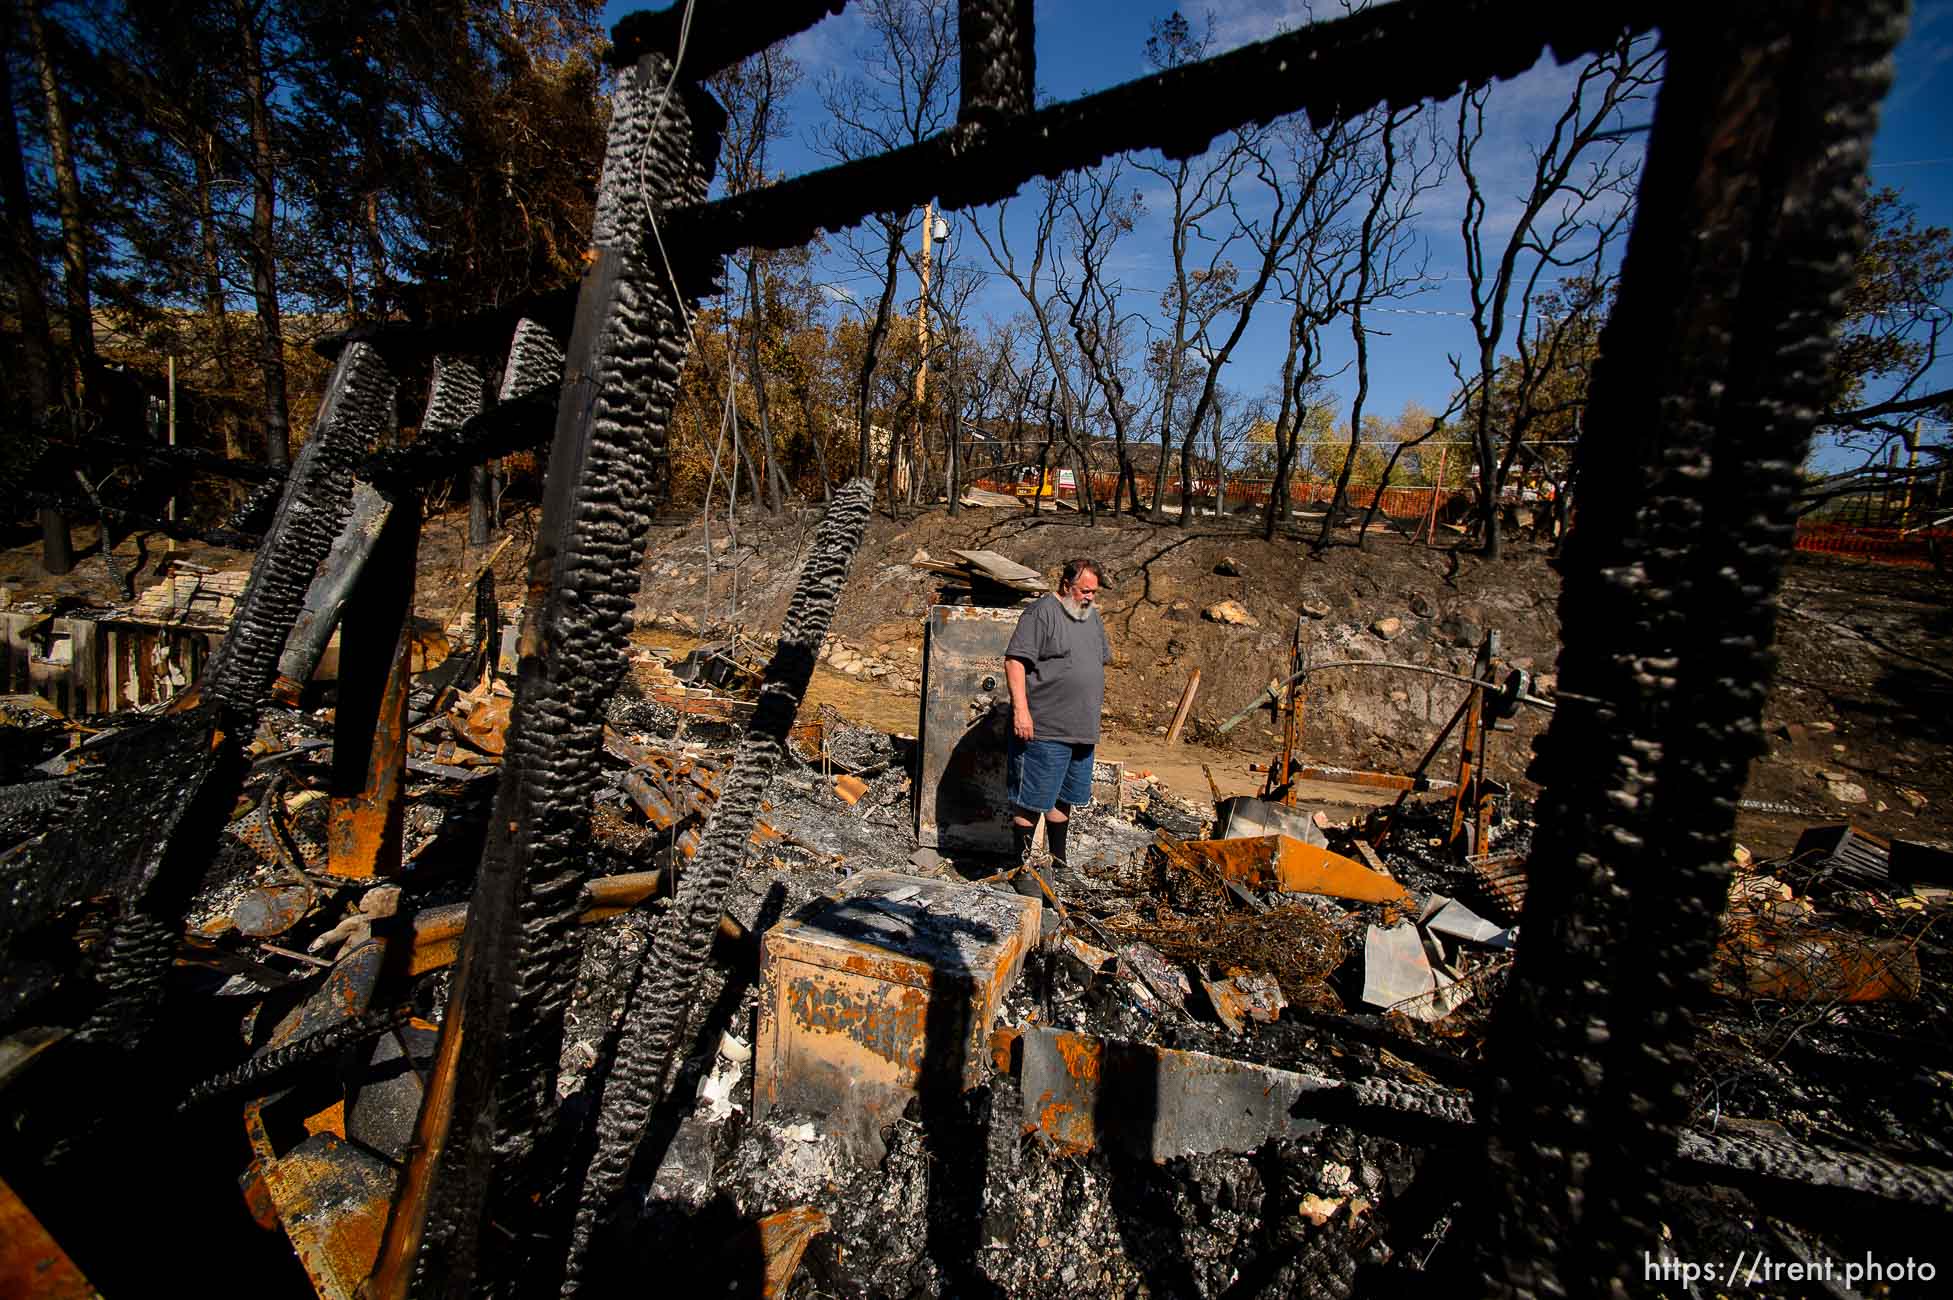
top-left (1005, 593), bottom-right (1112, 745)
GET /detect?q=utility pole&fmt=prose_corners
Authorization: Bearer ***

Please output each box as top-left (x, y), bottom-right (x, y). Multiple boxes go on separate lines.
top-left (905, 201), bottom-right (938, 503)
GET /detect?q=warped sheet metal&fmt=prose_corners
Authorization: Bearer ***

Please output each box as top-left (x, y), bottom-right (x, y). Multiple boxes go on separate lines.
top-left (1181, 833), bottom-right (1408, 903)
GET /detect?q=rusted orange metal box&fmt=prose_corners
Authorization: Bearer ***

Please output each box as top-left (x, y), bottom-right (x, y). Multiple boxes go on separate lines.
top-left (754, 870), bottom-right (1040, 1154)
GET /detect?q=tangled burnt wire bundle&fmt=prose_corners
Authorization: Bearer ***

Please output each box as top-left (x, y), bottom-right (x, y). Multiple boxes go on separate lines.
top-left (1100, 906), bottom-right (1346, 1013)
top-left (1711, 894), bottom-right (1931, 1004)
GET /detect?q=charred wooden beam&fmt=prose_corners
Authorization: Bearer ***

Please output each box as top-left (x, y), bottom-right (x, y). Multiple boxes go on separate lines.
top-left (40, 430), bottom-right (284, 483)
top-left (957, 0), bottom-right (1036, 125)
top-left (607, 0), bottom-right (849, 77)
top-left (371, 53), bottom-right (722, 1300)
top-left (223, 473), bottom-right (287, 535)
top-left (500, 315), bottom-right (570, 400)
top-left (362, 319), bottom-right (564, 491)
top-left (272, 483), bottom-right (392, 703)
top-left (313, 288), bottom-right (575, 364)
top-left (202, 343), bottom-right (398, 719)
top-left (563, 478), bottom-right (873, 1292)
top-left (1672, 1128), bottom-right (1953, 1215)
top-left (361, 387), bottom-right (557, 489)
top-left (18, 488), bottom-right (264, 551)
top-left (178, 1002), bottom-right (416, 1111)
top-left (664, 0), bottom-right (1661, 255)
top-left (422, 354), bottom-right (490, 443)
top-left (1471, 2), bottom-right (1911, 1293)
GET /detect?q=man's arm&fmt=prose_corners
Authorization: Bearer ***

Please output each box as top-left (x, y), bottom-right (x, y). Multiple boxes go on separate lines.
top-left (1005, 656), bottom-right (1033, 741)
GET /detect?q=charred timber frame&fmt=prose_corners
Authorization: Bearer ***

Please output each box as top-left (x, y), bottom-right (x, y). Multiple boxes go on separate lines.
top-left (634, 0), bottom-right (1913, 1290)
top-left (368, 54), bottom-right (725, 1299)
top-left (0, 342), bottom-right (396, 1051)
top-left (0, 0), bottom-right (1912, 1295)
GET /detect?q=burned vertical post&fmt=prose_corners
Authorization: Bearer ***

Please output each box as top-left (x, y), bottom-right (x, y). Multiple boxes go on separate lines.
top-left (1274, 617), bottom-right (1304, 800)
top-left (369, 51), bottom-right (723, 1299)
top-left (1470, 3), bottom-right (1910, 1294)
top-left (563, 479), bottom-right (874, 1293)
top-left (1446, 631), bottom-right (1492, 852)
top-left (324, 495), bottom-right (419, 879)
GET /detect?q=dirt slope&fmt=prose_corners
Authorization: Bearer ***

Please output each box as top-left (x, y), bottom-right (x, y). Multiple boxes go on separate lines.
top-left (624, 499), bottom-right (1953, 860)
top-left (6, 500), bottom-right (1948, 859)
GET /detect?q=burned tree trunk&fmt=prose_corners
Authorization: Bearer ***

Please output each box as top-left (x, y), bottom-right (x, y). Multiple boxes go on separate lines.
top-left (746, 257), bottom-right (788, 512)
top-left (24, 0), bottom-right (93, 395)
top-left (233, 0), bottom-right (290, 469)
top-left (0, 18), bottom-right (72, 574)
top-left (855, 217), bottom-right (903, 483)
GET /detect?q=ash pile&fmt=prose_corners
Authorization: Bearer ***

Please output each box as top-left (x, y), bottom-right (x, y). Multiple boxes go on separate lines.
top-left (532, 722), bottom-right (1953, 1299)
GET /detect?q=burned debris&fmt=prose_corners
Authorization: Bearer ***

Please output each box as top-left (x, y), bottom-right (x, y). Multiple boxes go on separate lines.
top-left (3, 2), bottom-right (1951, 1299)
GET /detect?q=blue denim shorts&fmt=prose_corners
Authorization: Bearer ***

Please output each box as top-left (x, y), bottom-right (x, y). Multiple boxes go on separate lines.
top-left (1008, 738), bottom-right (1096, 814)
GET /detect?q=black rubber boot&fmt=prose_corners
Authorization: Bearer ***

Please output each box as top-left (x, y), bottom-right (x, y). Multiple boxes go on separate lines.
top-left (1011, 819), bottom-right (1034, 863)
top-left (1046, 817), bottom-right (1069, 868)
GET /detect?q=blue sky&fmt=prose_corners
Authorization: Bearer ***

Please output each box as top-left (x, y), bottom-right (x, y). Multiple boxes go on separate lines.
top-left (604, 1), bottom-right (1953, 465)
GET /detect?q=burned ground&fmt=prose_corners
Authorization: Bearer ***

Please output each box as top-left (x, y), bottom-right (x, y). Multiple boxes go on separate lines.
top-left (15, 501), bottom-right (1949, 854)
top-left (5, 499), bottom-right (1949, 1297)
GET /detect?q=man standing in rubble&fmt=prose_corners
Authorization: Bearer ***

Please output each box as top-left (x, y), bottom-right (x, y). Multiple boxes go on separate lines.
top-left (1005, 558), bottom-right (1112, 868)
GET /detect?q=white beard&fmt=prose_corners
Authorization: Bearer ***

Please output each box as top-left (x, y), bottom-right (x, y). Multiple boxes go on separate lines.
top-left (1056, 593), bottom-right (1095, 621)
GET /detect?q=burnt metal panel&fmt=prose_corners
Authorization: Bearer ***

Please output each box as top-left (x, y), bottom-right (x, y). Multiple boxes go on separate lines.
top-left (1019, 1027), bottom-right (1328, 1162)
top-left (915, 604), bottom-right (1023, 853)
top-left (754, 869), bottom-right (1038, 1157)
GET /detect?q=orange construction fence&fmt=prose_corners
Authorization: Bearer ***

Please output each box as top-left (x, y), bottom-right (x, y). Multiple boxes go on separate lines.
top-left (1792, 522), bottom-right (1950, 569)
top-left (968, 473), bottom-right (1459, 520)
